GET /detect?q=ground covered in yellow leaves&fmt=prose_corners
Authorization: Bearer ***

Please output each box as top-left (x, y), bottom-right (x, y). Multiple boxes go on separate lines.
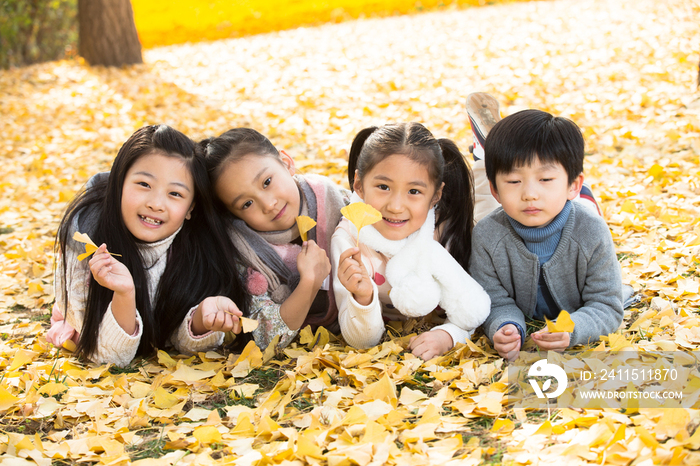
top-left (1, 0), bottom-right (700, 464)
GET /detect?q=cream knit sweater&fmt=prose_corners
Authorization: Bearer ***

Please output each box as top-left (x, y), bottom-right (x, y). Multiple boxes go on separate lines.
top-left (54, 230), bottom-right (223, 367)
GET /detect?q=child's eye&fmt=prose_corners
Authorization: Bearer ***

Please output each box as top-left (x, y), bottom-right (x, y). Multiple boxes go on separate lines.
top-left (409, 188), bottom-right (422, 195)
top-left (541, 178), bottom-right (553, 182)
top-left (241, 200), bottom-right (253, 210)
top-left (170, 191), bottom-right (184, 198)
top-left (137, 181), bottom-right (150, 188)
top-left (506, 180), bottom-right (520, 184)
top-left (377, 184), bottom-right (389, 191)
top-left (263, 177), bottom-right (271, 188)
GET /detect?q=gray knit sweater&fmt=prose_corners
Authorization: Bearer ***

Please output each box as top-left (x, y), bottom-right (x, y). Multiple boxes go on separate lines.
top-left (470, 202), bottom-right (624, 347)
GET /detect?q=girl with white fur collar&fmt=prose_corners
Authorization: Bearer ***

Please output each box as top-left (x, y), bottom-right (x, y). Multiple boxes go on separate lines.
top-left (331, 123), bottom-right (490, 360)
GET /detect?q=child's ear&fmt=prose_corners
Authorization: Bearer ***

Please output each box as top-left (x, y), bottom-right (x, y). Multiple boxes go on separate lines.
top-left (186, 202), bottom-right (195, 220)
top-left (279, 150), bottom-right (296, 176)
top-left (353, 172), bottom-right (364, 199)
top-left (431, 182), bottom-right (445, 207)
top-left (567, 173), bottom-right (585, 200)
top-left (489, 181), bottom-right (501, 204)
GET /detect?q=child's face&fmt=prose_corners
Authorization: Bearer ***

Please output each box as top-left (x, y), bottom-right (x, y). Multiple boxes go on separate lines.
top-left (121, 152), bottom-right (195, 243)
top-left (490, 157), bottom-right (583, 228)
top-left (355, 154), bottom-right (442, 241)
top-left (215, 151), bottom-right (300, 232)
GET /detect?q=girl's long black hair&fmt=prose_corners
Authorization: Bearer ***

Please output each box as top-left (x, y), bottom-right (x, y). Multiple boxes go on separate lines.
top-left (347, 123), bottom-right (475, 271)
top-left (56, 125), bottom-right (249, 360)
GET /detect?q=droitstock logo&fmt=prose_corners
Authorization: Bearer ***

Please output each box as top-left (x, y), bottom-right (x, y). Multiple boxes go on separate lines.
top-left (527, 359), bottom-right (568, 399)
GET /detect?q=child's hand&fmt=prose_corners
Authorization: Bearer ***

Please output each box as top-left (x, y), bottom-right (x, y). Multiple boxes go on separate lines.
top-left (297, 240), bottom-right (331, 290)
top-left (532, 329), bottom-right (570, 351)
top-left (193, 296), bottom-right (242, 335)
top-left (89, 244), bottom-right (134, 295)
top-left (337, 247), bottom-right (373, 306)
top-left (409, 329), bottom-right (453, 361)
top-left (493, 324), bottom-right (522, 361)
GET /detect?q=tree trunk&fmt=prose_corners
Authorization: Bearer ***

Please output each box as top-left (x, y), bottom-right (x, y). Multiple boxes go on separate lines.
top-left (78, 0), bottom-right (142, 66)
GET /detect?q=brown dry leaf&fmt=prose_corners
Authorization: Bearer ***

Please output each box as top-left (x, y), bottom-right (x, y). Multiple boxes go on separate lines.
top-left (240, 316), bottom-right (259, 333)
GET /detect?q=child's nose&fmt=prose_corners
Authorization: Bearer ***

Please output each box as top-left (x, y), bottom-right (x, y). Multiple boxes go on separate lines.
top-left (262, 196), bottom-right (277, 213)
top-left (386, 192), bottom-right (404, 213)
top-left (522, 182), bottom-right (539, 200)
top-left (146, 192), bottom-right (165, 211)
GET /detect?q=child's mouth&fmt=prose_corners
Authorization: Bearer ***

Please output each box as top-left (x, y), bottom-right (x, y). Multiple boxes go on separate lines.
top-left (273, 205), bottom-right (287, 221)
top-left (140, 215), bottom-right (163, 226)
top-left (383, 217), bottom-right (407, 227)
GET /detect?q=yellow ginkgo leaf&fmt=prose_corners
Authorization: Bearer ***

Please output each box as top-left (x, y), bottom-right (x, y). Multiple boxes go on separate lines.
top-left (296, 215), bottom-right (317, 242)
top-left (546, 310), bottom-right (576, 333)
top-left (341, 202), bottom-right (382, 246)
top-left (73, 232), bottom-right (121, 261)
top-left (241, 316), bottom-right (259, 333)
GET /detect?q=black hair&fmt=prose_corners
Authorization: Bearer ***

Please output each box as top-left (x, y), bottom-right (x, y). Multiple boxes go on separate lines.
top-left (56, 125), bottom-right (250, 360)
top-left (347, 122), bottom-right (475, 270)
top-left (484, 109), bottom-right (584, 186)
top-left (201, 127), bottom-right (280, 186)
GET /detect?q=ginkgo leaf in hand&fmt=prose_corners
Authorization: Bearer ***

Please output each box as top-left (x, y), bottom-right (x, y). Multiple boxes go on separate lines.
top-left (296, 216), bottom-right (316, 242)
top-left (241, 317), bottom-right (259, 333)
top-left (73, 232), bottom-right (121, 261)
top-left (341, 202), bottom-right (382, 245)
top-left (546, 310), bottom-right (575, 333)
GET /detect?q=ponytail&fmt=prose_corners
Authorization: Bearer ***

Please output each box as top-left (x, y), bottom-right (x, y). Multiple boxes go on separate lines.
top-left (436, 139), bottom-right (474, 271)
top-left (348, 126), bottom-right (377, 190)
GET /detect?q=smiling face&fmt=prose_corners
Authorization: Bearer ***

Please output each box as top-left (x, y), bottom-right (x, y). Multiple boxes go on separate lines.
top-left (121, 151), bottom-right (195, 243)
top-left (490, 157), bottom-right (583, 228)
top-left (214, 151), bottom-right (300, 232)
top-left (355, 154), bottom-right (442, 241)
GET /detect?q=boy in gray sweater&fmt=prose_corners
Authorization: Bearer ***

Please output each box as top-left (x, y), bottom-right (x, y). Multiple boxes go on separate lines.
top-left (469, 108), bottom-right (624, 361)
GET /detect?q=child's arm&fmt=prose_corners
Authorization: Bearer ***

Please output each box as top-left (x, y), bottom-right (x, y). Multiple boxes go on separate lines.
top-left (408, 243), bottom-right (491, 360)
top-left (190, 296), bottom-right (241, 334)
top-left (89, 244), bottom-right (137, 334)
top-left (229, 241), bottom-right (331, 350)
top-left (469, 230), bottom-right (528, 346)
top-left (279, 240), bottom-right (331, 329)
top-left (408, 330), bottom-right (453, 361)
top-left (556, 221), bottom-right (624, 347)
top-left (493, 324), bottom-right (523, 360)
top-left (169, 297), bottom-right (240, 355)
top-left (55, 245), bottom-right (142, 367)
top-left (331, 225), bottom-right (385, 349)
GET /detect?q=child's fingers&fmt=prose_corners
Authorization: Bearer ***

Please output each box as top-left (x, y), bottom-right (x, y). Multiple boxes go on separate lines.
top-left (338, 257), bottom-right (361, 279)
top-left (89, 248), bottom-right (112, 265)
top-left (205, 308), bottom-right (231, 331)
top-left (494, 330), bottom-right (520, 345)
top-left (533, 331), bottom-right (567, 342)
top-left (231, 317), bottom-right (241, 334)
top-left (338, 247), bottom-right (360, 265)
top-left (89, 255), bottom-right (114, 278)
top-left (350, 248), bottom-right (363, 265)
top-left (217, 296), bottom-right (242, 318)
top-left (535, 340), bottom-right (567, 351)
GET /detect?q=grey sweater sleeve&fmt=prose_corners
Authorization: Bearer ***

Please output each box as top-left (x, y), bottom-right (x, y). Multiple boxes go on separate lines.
top-left (469, 227), bottom-right (527, 342)
top-left (563, 224), bottom-right (624, 346)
